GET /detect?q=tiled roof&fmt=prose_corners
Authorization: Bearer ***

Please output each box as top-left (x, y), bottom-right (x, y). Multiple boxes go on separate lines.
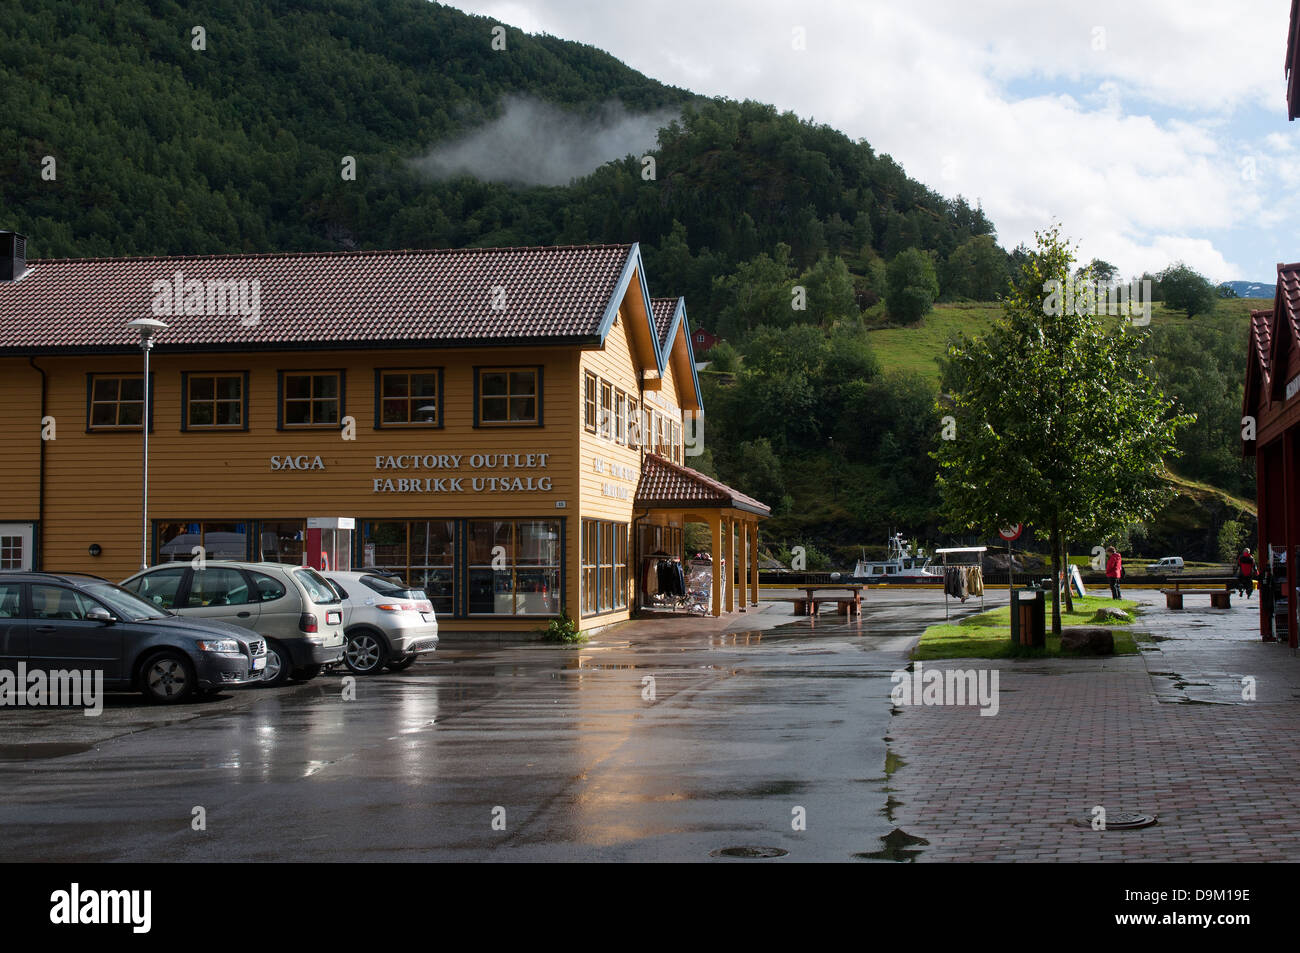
top-left (649, 297), bottom-right (678, 348)
top-left (634, 453), bottom-right (770, 516)
top-left (1249, 308), bottom-right (1272, 385)
top-left (0, 244), bottom-right (635, 352)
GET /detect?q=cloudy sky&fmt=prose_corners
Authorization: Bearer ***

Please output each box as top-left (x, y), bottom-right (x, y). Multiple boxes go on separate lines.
top-left (447, 0), bottom-right (1298, 284)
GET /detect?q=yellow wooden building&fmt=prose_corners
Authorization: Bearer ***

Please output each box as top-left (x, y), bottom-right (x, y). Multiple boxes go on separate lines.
top-left (0, 234), bottom-right (767, 634)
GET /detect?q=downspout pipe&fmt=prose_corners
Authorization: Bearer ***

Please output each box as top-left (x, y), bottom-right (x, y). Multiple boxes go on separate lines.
top-left (29, 356), bottom-right (46, 569)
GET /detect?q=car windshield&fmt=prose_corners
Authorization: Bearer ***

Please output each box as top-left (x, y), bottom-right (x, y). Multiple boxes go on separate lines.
top-left (82, 581), bottom-right (172, 621)
top-left (294, 567), bottom-right (340, 605)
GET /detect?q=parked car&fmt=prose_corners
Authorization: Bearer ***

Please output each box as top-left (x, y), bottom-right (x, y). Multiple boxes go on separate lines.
top-left (324, 570), bottom-right (439, 675)
top-left (0, 571), bottom-right (267, 703)
top-left (1145, 556), bottom-right (1185, 574)
top-left (120, 561), bottom-right (344, 686)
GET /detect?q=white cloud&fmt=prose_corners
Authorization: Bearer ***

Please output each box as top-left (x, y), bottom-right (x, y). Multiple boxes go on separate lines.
top-left (447, 0), bottom-right (1297, 279)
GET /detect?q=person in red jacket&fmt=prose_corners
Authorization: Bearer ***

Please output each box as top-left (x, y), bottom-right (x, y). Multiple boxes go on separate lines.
top-left (1105, 546), bottom-right (1122, 600)
top-left (1237, 548), bottom-right (1258, 599)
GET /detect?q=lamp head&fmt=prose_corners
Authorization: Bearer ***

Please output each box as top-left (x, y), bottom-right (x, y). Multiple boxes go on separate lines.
top-left (126, 317), bottom-right (169, 346)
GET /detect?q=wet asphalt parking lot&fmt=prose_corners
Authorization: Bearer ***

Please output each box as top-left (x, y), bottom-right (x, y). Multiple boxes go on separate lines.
top-left (0, 591), bottom-right (992, 862)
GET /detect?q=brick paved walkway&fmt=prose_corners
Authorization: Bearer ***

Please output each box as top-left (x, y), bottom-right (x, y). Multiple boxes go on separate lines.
top-left (888, 589), bottom-right (1300, 861)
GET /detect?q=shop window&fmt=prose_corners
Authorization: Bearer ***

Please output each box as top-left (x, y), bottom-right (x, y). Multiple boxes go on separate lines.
top-left (582, 520), bottom-right (628, 615)
top-left (584, 371), bottom-right (598, 433)
top-left (279, 371), bottom-right (343, 428)
top-left (599, 381), bottom-right (613, 439)
top-left (258, 520), bottom-right (305, 564)
top-left (377, 368), bottom-right (442, 427)
top-left (87, 374), bottom-right (150, 430)
top-left (360, 520), bottom-right (455, 615)
top-left (182, 372), bottom-right (246, 430)
top-left (476, 367), bottom-right (540, 426)
top-left (615, 390), bottom-right (627, 445)
top-left (467, 520), bottom-right (561, 616)
top-left (155, 521), bottom-right (249, 563)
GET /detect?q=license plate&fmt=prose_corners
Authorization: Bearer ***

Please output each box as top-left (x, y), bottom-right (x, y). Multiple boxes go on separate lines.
top-left (421, 613), bottom-right (435, 623)
top-left (252, 657), bottom-right (266, 671)
top-left (326, 611), bottom-right (342, 625)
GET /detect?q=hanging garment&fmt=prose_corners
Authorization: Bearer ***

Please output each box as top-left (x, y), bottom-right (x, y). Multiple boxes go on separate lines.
top-left (966, 566), bottom-right (984, 597)
top-left (644, 559), bottom-right (659, 596)
top-left (674, 561), bottom-right (687, 597)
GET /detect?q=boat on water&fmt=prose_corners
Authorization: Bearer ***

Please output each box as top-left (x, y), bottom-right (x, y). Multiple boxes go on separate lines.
top-left (852, 533), bottom-right (944, 583)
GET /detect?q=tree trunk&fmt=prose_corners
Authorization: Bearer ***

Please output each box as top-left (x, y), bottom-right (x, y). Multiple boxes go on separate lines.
top-left (1061, 535), bottom-right (1074, 613)
top-left (1049, 518), bottom-right (1063, 637)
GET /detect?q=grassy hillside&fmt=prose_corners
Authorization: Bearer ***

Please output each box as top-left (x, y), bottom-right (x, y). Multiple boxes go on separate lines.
top-left (869, 297), bottom-right (1269, 384)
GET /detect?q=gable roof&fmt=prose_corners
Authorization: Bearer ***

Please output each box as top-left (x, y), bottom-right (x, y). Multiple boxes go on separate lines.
top-left (650, 296), bottom-right (704, 414)
top-left (634, 452), bottom-right (770, 516)
top-left (0, 243), bottom-right (652, 354)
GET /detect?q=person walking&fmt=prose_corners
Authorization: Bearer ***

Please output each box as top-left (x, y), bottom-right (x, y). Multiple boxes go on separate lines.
top-left (1105, 545), bottom-right (1123, 600)
top-left (1237, 547), bottom-right (1258, 599)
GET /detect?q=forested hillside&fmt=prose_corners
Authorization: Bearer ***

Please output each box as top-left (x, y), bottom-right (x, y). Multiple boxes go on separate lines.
top-left (0, 0), bottom-right (1251, 562)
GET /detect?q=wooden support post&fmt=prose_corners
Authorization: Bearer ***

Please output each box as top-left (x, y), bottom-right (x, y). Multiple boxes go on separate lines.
top-left (743, 520), bottom-right (754, 608)
top-left (711, 514), bottom-right (722, 617)
top-left (750, 522), bottom-right (760, 606)
top-left (725, 515), bottom-right (735, 614)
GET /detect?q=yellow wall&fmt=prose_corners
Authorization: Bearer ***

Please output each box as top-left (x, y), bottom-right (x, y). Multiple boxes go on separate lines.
top-left (0, 271), bottom-right (706, 634)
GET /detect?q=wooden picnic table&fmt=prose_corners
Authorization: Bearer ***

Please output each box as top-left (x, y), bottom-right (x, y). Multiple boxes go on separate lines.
top-left (772, 584), bottom-right (866, 617)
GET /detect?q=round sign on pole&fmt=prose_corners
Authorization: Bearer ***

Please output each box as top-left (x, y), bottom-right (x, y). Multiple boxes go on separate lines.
top-left (999, 524), bottom-right (1023, 541)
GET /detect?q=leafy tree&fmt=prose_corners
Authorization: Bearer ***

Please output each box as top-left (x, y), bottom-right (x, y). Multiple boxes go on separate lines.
top-left (1075, 258), bottom-right (1118, 284)
top-left (704, 340), bottom-right (740, 372)
top-left (1217, 519), bottom-right (1248, 563)
top-left (1217, 283), bottom-right (1238, 298)
top-left (732, 438), bottom-right (786, 503)
top-left (935, 226), bottom-right (1193, 635)
top-left (945, 235), bottom-right (1010, 300)
top-left (885, 248), bottom-right (940, 322)
top-left (1158, 263), bottom-right (1217, 318)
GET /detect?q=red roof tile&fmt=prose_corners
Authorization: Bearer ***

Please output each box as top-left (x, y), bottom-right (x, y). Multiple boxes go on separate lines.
top-left (0, 244), bottom-right (635, 352)
top-left (649, 297), bottom-right (678, 348)
top-left (634, 453), bottom-right (770, 516)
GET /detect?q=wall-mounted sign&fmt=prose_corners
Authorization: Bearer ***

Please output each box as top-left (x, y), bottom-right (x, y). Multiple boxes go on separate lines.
top-left (371, 450), bottom-right (552, 494)
top-left (271, 455), bottom-right (325, 471)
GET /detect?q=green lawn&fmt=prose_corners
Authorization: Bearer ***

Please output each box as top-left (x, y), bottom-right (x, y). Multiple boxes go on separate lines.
top-left (913, 594), bottom-right (1141, 660)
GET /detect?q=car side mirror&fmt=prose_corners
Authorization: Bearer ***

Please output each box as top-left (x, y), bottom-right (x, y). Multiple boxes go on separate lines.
top-left (86, 607), bottom-right (115, 625)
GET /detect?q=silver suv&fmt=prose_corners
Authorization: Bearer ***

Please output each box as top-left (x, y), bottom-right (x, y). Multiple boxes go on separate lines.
top-left (324, 571), bottom-right (439, 675)
top-left (121, 561), bottom-right (345, 686)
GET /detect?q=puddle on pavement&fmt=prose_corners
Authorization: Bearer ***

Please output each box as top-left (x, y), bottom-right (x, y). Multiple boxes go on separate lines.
top-left (884, 750), bottom-right (906, 777)
top-left (881, 794), bottom-right (903, 822)
top-left (855, 828), bottom-right (929, 862)
top-left (0, 742), bottom-right (95, 761)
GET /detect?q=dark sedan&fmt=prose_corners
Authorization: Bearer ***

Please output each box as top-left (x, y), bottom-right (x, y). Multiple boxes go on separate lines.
top-left (0, 572), bottom-right (267, 704)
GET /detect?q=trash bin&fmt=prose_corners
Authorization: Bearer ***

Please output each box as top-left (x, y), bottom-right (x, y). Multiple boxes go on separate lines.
top-left (1010, 587), bottom-right (1046, 648)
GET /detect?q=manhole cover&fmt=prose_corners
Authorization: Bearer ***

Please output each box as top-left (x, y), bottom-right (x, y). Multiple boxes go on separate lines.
top-left (1096, 811), bottom-right (1157, 830)
top-left (710, 846), bottom-right (788, 859)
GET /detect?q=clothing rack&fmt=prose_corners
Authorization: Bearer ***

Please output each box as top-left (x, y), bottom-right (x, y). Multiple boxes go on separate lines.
top-left (935, 546), bottom-right (987, 620)
top-left (641, 550), bottom-right (691, 611)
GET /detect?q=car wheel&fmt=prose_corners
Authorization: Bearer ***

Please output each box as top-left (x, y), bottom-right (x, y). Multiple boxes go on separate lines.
top-left (262, 641), bottom-right (293, 687)
top-left (343, 630), bottom-right (389, 675)
top-left (292, 664), bottom-right (323, 681)
top-left (386, 654), bottom-right (418, 672)
top-left (140, 651), bottom-right (196, 704)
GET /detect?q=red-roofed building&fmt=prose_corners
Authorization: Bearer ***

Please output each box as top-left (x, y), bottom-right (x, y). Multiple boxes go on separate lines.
top-left (0, 232), bottom-right (766, 634)
top-left (1243, 263), bottom-right (1300, 643)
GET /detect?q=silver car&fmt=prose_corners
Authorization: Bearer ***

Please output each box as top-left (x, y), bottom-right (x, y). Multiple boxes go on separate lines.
top-left (324, 571), bottom-right (439, 675)
top-left (121, 561), bottom-right (345, 686)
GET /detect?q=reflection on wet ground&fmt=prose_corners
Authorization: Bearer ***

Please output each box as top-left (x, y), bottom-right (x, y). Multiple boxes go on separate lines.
top-left (0, 592), bottom-right (994, 862)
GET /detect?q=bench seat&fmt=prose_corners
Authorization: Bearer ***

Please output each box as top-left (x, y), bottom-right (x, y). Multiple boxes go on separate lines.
top-left (1162, 588), bottom-right (1231, 610)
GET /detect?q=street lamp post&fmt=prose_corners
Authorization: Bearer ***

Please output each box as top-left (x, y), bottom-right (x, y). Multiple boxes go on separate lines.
top-left (126, 318), bottom-right (168, 570)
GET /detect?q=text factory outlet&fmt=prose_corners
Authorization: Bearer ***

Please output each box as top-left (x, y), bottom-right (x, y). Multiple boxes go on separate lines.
top-left (0, 234), bottom-right (769, 634)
